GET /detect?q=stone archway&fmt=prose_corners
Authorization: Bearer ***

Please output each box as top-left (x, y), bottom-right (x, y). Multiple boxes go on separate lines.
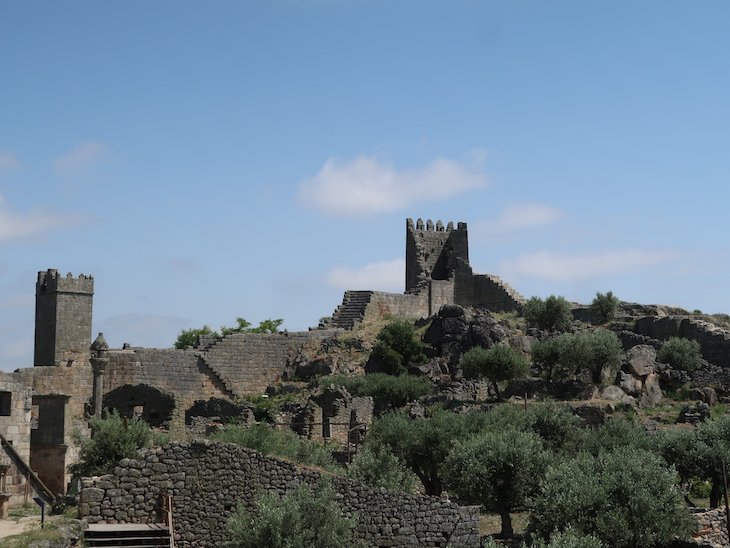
top-left (102, 384), bottom-right (175, 428)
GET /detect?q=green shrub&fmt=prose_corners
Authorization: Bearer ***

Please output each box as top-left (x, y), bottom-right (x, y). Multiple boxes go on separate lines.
top-left (321, 373), bottom-right (432, 409)
top-left (590, 291), bottom-right (619, 323)
top-left (174, 325), bottom-right (218, 349)
top-left (364, 410), bottom-right (491, 495)
top-left (225, 479), bottom-right (361, 548)
top-left (69, 410), bottom-right (152, 477)
top-left (370, 321), bottom-right (426, 375)
top-left (460, 344), bottom-right (529, 399)
top-left (531, 329), bottom-right (623, 385)
top-left (577, 418), bottom-right (652, 457)
top-left (523, 295), bottom-right (573, 332)
top-left (211, 424), bottom-right (338, 471)
top-left (444, 430), bottom-right (550, 537)
top-left (657, 337), bottom-right (702, 372)
top-left (530, 448), bottom-right (693, 547)
top-left (530, 527), bottom-right (607, 548)
top-left (347, 446), bottom-right (417, 492)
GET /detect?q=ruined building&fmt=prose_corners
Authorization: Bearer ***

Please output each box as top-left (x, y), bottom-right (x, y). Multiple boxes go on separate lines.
top-left (0, 218), bottom-right (525, 504)
top-left (324, 218), bottom-right (524, 329)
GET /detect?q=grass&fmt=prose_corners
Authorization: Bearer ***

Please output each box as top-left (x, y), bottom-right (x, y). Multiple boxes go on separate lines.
top-left (480, 511), bottom-right (530, 536)
top-left (8, 504), bottom-right (40, 520)
top-left (1, 515), bottom-right (84, 548)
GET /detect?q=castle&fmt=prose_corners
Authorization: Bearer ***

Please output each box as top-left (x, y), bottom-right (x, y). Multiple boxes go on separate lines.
top-left (0, 218), bottom-right (526, 510)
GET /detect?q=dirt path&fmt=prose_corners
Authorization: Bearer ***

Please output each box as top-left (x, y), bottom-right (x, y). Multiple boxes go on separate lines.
top-left (0, 514), bottom-right (58, 539)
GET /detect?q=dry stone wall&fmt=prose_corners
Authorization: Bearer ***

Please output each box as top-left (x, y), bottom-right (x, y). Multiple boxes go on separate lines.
top-left (692, 507), bottom-right (730, 547)
top-left (79, 441), bottom-right (480, 548)
top-left (634, 316), bottom-right (730, 368)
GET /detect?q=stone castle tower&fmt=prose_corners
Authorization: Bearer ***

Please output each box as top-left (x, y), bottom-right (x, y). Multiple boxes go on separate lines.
top-left (405, 218), bottom-right (470, 293)
top-left (34, 269), bottom-right (94, 366)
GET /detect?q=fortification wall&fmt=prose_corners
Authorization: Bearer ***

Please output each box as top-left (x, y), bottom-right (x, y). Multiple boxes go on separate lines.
top-left (79, 441), bottom-right (480, 548)
top-left (366, 291), bottom-right (430, 320)
top-left (202, 331), bottom-right (331, 397)
top-left (634, 316), bottom-right (730, 368)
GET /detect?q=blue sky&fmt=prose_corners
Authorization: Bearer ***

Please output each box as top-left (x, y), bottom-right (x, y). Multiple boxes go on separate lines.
top-left (1, 1), bottom-right (729, 371)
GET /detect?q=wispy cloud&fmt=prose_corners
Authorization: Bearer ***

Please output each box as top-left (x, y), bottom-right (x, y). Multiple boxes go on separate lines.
top-left (0, 194), bottom-right (85, 243)
top-left (0, 152), bottom-right (20, 172)
top-left (476, 203), bottom-right (562, 234)
top-left (326, 258), bottom-right (404, 291)
top-left (502, 249), bottom-right (678, 282)
top-left (53, 142), bottom-right (107, 175)
top-left (298, 152), bottom-right (488, 216)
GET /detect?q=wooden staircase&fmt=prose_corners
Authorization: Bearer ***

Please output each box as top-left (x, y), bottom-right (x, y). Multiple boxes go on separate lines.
top-left (84, 523), bottom-right (172, 547)
top-left (85, 495), bottom-right (174, 548)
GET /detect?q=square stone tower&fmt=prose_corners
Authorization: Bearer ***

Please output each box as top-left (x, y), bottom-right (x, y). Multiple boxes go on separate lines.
top-left (405, 218), bottom-right (469, 293)
top-left (34, 269), bottom-right (94, 366)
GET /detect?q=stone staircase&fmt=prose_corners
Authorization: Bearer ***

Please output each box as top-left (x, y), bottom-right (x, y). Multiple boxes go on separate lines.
top-left (84, 523), bottom-right (172, 547)
top-left (324, 291), bottom-right (374, 329)
top-left (484, 274), bottom-right (525, 307)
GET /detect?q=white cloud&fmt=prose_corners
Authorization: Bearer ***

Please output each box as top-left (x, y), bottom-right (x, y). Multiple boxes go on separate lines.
top-left (0, 194), bottom-right (85, 243)
top-left (298, 153), bottom-right (488, 216)
top-left (502, 249), bottom-right (678, 282)
top-left (53, 142), bottom-right (107, 175)
top-left (0, 152), bottom-right (20, 172)
top-left (326, 258), bottom-right (404, 291)
top-left (476, 203), bottom-right (562, 233)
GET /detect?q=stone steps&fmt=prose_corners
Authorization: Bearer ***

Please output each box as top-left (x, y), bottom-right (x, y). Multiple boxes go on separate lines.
top-left (485, 274), bottom-right (525, 305)
top-left (326, 291), bottom-right (374, 330)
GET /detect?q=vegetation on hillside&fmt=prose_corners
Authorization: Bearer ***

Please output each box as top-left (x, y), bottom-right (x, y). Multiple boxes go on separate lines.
top-left (225, 479), bottom-right (361, 548)
top-left (174, 317), bottom-right (284, 348)
top-left (522, 295), bottom-right (573, 332)
top-left (369, 320), bottom-right (426, 375)
top-left (69, 410), bottom-right (152, 477)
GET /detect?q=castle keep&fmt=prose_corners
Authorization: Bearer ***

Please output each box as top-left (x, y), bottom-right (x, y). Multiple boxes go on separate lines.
top-left (325, 218), bottom-right (525, 329)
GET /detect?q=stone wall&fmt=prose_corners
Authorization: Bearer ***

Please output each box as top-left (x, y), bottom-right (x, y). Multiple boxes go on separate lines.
top-left (202, 331), bottom-right (330, 396)
top-left (692, 506), bottom-right (729, 547)
top-left (79, 441), bottom-right (480, 548)
top-left (0, 372), bottom-right (32, 507)
top-left (634, 316), bottom-right (730, 368)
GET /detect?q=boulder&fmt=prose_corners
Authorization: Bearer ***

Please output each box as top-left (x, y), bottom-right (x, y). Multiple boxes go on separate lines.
top-left (570, 402), bottom-right (612, 427)
top-left (619, 371), bottom-right (642, 397)
top-left (640, 373), bottom-right (663, 407)
top-left (295, 356), bottom-right (334, 380)
top-left (677, 402), bottom-right (711, 425)
top-left (626, 344), bottom-right (657, 377)
top-left (601, 385), bottom-right (637, 407)
top-left (601, 385), bottom-right (627, 401)
top-left (692, 386), bottom-right (719, 406)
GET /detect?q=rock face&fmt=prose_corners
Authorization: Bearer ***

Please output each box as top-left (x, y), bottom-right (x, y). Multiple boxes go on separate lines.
top-left (613, 345), bottom-right (663, 407)
top-left (423, 305), bottom-right (530, 374)
top-left (626, 345), bottom-right (656, 376)
top-left (79, 441), bottom-right (481, 548)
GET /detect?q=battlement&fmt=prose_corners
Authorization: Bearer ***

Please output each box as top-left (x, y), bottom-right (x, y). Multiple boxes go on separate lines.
top-left (406, 218), bottom-right (467, 233)
top-left (36, 269), bottom-right (94, 295)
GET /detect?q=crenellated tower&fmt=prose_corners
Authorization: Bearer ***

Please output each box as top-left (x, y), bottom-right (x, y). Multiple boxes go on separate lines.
top-left (405, 218), bottom-right (469, 293)
top-left (34, 269), bottom-right (94, 366)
